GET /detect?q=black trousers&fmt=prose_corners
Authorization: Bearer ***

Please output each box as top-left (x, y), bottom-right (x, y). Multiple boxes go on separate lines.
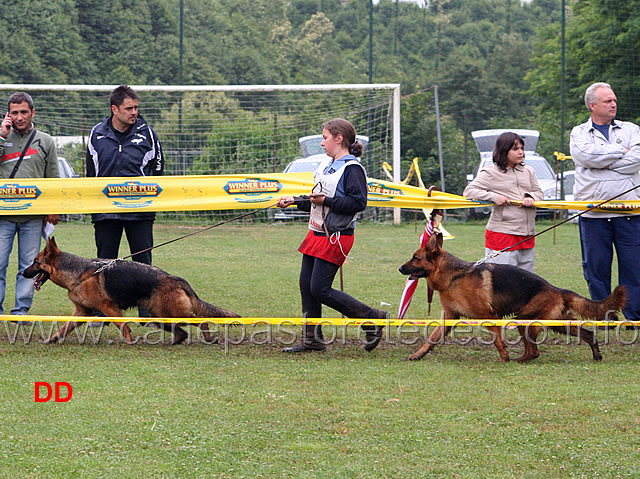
top-left (299, 253), bottom-right (375, 320)
top-left (94, 219), bottom-right (154, 264)
top-left (93, 219), bottom-right (154, 318)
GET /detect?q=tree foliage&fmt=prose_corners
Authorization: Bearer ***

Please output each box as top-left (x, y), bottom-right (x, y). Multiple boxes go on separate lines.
top-left (0, 0), bottom-right (589, 193)
top-left (527, 0), bottom-right (640, 156)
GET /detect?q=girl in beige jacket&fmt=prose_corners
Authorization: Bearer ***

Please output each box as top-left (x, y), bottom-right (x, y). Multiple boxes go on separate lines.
top-left (463, 131), bottom-right (544, 272)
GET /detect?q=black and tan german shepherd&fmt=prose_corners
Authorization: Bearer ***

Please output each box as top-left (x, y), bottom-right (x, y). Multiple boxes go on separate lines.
top-left (399, 232), bottom-right (626, 362)
top-left (22, 237), bottom-right (240, 345)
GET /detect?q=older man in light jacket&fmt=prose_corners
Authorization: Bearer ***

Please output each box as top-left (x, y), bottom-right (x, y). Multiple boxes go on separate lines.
top-left (569, 82), bottom-right (640, 323)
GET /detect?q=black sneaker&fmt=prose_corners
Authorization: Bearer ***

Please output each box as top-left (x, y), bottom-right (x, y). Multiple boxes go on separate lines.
top-left (363, 309), bottom-right (389, 352)
top-left (283, 342), bottom-right (326, 353)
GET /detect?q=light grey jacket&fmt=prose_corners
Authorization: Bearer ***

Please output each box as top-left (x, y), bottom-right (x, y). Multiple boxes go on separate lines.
top-left (569, 118), bottom-right (640, 218)
top-left (464, 163), bottom-right (543, 236)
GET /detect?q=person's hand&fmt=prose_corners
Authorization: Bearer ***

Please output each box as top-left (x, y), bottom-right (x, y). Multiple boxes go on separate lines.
top-left (276, 196), bottom-right (294, 208)
top-left (1, 112), bottom-right (12, 137)
top-left (309, 193), bottom-right (325, 205)
top-left (44, 214), bottom-right (59, 225)
top-left (494, 194), bottom-right (510, 206)
top-left (521, 197), bottom-right (534, 208)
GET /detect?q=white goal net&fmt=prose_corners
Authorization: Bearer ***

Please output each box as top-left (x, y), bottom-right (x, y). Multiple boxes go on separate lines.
top-left (0, 84), bottom-right (399, 224)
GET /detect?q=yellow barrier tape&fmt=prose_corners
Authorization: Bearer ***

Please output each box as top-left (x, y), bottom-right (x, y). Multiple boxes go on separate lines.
top-left (382, 157), bottom-right (426, 189)
top-left (530, 199), bottom-right (640, 213)
top-left (381, 162), bottom-right (395, 182)
top-left (381, 158), bottom-right (453, 238)
top-left (2, 173), bottom-right (638, 214)
top-left (1, 315), bottom-right (632, 328)
top-left (554, 151), bottom-right (572, 161)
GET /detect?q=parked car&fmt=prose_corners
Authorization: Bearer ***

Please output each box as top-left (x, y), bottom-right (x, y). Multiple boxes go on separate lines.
top-left (273, 157), bottom-right (325, 220)
top-left (558, 169), bottom-right (578, 221)
top-left (297, 134), bottom-right (369, 159)
top-left (56, 157), bottom-right (80, 221)
top-left (281, 156), bottom-right (325, 175)
top-left (467, 129), bottom-right (558, 218)
top-left (58, 157), bottom-right (79, 178)
top-left (274, 134), bottom-right (369, 220)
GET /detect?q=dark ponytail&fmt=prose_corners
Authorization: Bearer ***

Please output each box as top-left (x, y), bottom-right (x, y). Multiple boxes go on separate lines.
top-left (349, 141), bottom-right (364, 157)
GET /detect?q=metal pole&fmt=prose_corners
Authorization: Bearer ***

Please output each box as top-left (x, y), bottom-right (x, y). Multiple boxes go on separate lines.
top-left (179, 0), bottom-right (183, 84)
top-left (369, 0), bottom-right (373, 83)
top-left (434, 85), bottom-right (445, 193)
top-left (178, 0), bottom-right (184, 168)
top-left (393, 85), bottom-right (402, 225)
top-left (394, 0), bottom-right (399, 55)
top-left (560, 0), bottom-right (566, 199)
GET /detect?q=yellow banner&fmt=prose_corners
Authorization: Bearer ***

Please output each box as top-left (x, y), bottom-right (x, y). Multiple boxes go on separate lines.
top-left (0, 314), bottom-right (631, 328)
top-left (1, 174), bottom-right (639, 214)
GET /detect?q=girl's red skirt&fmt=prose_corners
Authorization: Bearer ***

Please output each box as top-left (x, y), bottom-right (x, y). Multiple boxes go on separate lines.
top-left (298, 230), bottom-right (354, 266)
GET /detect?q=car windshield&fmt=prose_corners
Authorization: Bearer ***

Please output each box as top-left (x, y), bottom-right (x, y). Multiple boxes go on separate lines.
top-left (284, 160), bottom-right (323, 173)
top-left (561, 172), bottom-right (574, 192)
top-left (479, 155), bottom-right (555, 180)
top-left (300, 137), bottom-right (325, 157)
top-left (526, 157), bottom-right (555, 180)
top-left (299, 135), bottom-right (369, 158)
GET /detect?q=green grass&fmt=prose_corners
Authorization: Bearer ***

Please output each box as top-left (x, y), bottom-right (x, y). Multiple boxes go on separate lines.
top-left (1, 220), bottom-right (638, 478)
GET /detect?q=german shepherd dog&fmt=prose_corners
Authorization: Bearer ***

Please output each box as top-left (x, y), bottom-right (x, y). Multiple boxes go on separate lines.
top-left (399, 232), bottom-right (626, 362)
top-left (22, 237), bottom-right (240, 345)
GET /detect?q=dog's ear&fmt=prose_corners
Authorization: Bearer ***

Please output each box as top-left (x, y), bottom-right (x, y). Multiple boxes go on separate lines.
top-left (434, 232), bottom-right (444, 249)
top-left (426, 232), bottom-right (444, 252)
top-left (46, 236), bottom-right (60, 254)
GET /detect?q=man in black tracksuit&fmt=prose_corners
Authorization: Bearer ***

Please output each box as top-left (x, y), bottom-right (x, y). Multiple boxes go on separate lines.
top-left (86, 85), bottom-right (163, 317)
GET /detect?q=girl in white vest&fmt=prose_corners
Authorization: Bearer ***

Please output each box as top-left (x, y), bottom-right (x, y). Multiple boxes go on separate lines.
top-left (276, 118), bottom-right (388, 353)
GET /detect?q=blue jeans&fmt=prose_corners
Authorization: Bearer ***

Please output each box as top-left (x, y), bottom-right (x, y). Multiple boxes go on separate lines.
top-left (0, 218), bottom-right (44, 315)
top-left (579, 216), bottom-right (640, 320)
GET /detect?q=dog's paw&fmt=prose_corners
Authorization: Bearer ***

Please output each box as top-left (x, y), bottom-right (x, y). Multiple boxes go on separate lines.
top-left (404, 355), bottom-right (424, 361)
top-left (513, 354), bottom-right (538, 362)
top-left (170, 329), bottom-right (189, 345)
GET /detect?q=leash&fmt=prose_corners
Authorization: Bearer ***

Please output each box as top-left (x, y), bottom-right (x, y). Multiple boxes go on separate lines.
top-left (475, 183), bottom-right (640, 265)
top-left (92, 203), bottom-right (277, 275)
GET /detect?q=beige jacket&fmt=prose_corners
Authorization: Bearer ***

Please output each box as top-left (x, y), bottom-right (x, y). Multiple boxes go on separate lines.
top-left (463, 163), bottom-right (543, 236)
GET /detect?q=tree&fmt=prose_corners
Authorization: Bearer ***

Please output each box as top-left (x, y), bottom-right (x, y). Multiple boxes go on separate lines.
top-left (526, 0), bottom-right (640, 155)
top-left (0, 0), bottom-right (90, 83)
top-left (401, 91), bottom-right (466, 194)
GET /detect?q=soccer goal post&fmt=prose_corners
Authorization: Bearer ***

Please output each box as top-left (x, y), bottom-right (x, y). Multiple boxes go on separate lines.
top-left (0, 83), bottom-right (400, 224)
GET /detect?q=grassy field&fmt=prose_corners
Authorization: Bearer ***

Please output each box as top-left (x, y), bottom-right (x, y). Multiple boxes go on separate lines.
top-left (1, 220), bottom-right (639, 478)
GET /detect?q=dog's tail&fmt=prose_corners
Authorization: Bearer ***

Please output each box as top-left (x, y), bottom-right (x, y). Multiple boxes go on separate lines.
top-left (563, 285), bottom-right (626, 320)
top-left (191, 297), bottom-right (241, 318)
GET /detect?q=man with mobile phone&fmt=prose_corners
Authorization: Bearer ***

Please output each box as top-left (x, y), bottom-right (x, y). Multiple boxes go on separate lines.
top-left (85, 85), bottom-right (163, 319)
top-left (0, 92), bottom-right (59, 319)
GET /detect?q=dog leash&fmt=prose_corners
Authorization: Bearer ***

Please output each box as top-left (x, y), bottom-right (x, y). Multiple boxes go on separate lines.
top-left (92, 203), bottom-right (277, 275)
top-left (475, 183), bottom-right (640, 265)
